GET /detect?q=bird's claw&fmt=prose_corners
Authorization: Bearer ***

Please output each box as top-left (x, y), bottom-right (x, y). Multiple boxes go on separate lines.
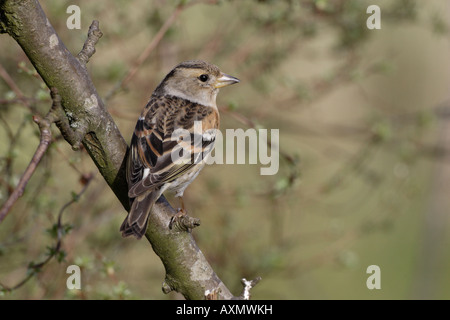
top-left (169, 209), bottom-right (200, 231)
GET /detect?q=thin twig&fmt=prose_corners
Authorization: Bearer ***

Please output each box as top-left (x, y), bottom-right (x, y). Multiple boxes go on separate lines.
top-left (0, 62), bottom-right (38, 113)
top-left (0, 173), bottom-right (94, 293)
top-left (0, 88), bottom-right (61, 224)
top-left (104, 4), bottom-right (185, 101)
top-left (219, 106), bottom-right (256, 128)
top-left (0, 63), bottom-right (26, 99)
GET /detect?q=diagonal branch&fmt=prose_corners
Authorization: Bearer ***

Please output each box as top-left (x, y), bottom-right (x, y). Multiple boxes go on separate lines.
top-left (0, 0), bottom-right (253, 300)
top-left (0, 88), bottom-right (61, 223)
top-left (1, 0), bottom-right (129, 208)
top-left (0, 63), bottom-right (26, 99)
top-left (105, 4), bottom-right (184, 101)
top-left (105, 0), bottom-right (221, 102)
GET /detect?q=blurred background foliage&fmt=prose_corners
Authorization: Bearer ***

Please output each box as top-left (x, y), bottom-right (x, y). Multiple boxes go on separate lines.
top-left (0, 0), bottom-right (449, 299)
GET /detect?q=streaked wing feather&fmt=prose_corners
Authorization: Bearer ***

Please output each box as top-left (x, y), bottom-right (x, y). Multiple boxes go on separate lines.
top-left (128, 95), bottom-right (219, 198)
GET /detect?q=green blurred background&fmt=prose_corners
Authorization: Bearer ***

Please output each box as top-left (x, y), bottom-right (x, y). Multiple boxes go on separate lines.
top-left (1, 0), bottom-right (450, 299)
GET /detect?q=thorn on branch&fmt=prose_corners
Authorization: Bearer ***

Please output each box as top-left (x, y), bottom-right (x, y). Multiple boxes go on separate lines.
top-left (77, 20), bottom-right (103, 65)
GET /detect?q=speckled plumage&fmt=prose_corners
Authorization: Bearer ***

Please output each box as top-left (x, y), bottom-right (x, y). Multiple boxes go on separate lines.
top-left (121, 60), bottom-right (239, 239)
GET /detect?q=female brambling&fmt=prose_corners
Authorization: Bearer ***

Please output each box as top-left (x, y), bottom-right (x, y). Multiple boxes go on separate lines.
top-left (121, 60), bottom-right (239, 239)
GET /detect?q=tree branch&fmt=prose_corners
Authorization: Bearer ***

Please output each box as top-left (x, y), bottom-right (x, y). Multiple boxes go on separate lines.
top-left (0, 0), bottom-right (249, 299)
top-left (0, 88), bottom-right (60, 223)
top-left (1, 0), bottom-right (128, 207)
top-left (76, 20), bottom-right (103, 65)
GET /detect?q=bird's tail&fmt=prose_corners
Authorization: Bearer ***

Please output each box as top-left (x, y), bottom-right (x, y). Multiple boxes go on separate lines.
top-left (120, 191), bottom-right (160, 239)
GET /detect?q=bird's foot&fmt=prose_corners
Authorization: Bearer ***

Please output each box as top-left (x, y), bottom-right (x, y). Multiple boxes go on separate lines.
top-left (169, 208), bottom-right (200, 232)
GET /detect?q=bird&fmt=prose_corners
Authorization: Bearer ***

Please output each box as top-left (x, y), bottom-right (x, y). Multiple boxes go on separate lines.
top-left (120, 60), bottom-right (240, 239)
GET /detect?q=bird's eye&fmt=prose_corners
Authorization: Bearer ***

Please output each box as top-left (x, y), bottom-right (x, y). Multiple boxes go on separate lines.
top-left (199, 74), bottom-right (209, 82)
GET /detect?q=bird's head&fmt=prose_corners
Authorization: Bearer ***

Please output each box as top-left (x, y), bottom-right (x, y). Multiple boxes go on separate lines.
top-left (156, 60), bottom-right (239, 107)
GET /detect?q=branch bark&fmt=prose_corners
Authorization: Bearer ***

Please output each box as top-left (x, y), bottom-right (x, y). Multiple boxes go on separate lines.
top-left (0, 0), bottom-right (255, 300)
top-left (1, 0), bottom-right (129, 208)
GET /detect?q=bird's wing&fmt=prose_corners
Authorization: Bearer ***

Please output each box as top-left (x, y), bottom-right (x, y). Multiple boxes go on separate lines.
top-left (127, 95), bottom-right (219, 198)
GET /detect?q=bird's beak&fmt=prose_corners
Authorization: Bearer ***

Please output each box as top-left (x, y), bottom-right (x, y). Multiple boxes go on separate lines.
top-left (214, 73), bottom-right (240, 88)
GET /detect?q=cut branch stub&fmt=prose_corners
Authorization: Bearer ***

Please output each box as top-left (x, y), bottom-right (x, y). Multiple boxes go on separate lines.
top-left (77, 20), bottom-right (103, 65)
top-left (237, 277), bottom-right (262, 300)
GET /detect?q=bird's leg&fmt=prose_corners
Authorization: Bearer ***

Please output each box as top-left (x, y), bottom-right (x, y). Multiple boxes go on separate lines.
top-left (169, 196), bottom-right (187, 229)
top-left (178, 196), bottom-right (187, 215)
